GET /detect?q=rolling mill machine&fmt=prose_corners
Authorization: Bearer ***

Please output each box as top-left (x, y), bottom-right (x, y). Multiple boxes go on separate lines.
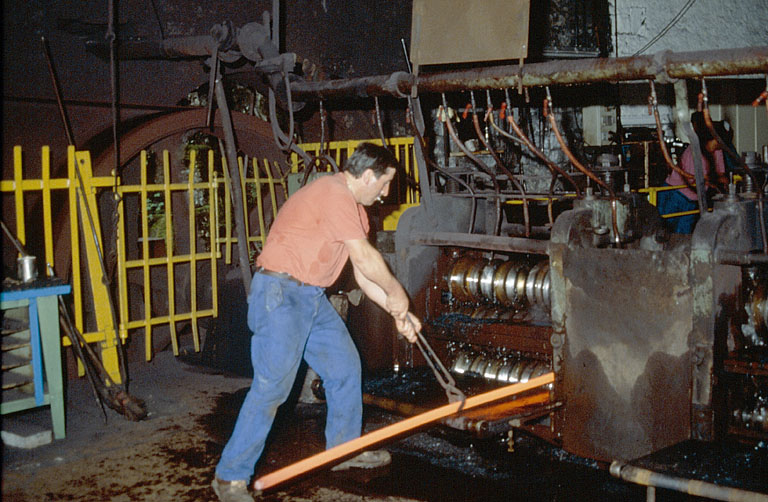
top-left (332, 52), bottom-right (768, 465)
top-left (79, 6), bottom-right (768, 469)
top-left (283, 46), bottom-right (768, 474)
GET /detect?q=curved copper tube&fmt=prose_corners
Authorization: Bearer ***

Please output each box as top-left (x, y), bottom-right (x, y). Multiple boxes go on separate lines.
top-left (502, 88), bottom-right (582, 197)
top-left (471, 91), bottom-right (531, 237)
top-left (440, 96), bottom-right (502, 235)
top-left (647, 82), bottom-right (718, 195)
top-left (406, 101), bottom-right (478, 234)
top-left (544, 92), bottom-right (620, 245)
top-left (648, 82), bottom-right (694, 182)
top-left (701, 87), bottom-right (768, 253)
top-left (752, 89), bottom-right (768, 108)
top-left (486, 111), bottom-right (555, 227)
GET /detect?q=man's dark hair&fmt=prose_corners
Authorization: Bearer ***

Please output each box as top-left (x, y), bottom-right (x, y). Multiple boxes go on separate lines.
top-left (343, 142), bottom-right (399, 178)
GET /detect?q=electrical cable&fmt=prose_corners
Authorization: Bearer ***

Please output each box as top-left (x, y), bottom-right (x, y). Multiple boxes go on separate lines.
top-left (633, 0), bottom-right (697, 55)
top-left (149, 0), bottom-right (165, 40)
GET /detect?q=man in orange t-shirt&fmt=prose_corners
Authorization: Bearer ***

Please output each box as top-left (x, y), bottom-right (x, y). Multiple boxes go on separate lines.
top-left (213, 143), bottom-right (421, 502)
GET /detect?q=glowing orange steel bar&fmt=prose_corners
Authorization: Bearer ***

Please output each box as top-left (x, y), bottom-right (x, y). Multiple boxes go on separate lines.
top-left (253, 372), bottom-right (554, 491)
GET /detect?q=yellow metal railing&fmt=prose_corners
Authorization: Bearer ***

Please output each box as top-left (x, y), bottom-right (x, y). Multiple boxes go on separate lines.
top-left (291, 138), bottom-right (419, 204)
top-left (639, 184), bottom-right (701, 219)
top-left (2, 146), bottom-right (122, 381)
top-left (215, 155), bottom-right (288, 261)
top-left (2, 138), bottom-right (415, 373)
top-left (115, 149), bottom-right (220, 361)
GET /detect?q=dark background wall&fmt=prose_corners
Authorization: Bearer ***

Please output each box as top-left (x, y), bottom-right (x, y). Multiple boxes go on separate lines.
top-left (1, 0), bottom-right (418, 176)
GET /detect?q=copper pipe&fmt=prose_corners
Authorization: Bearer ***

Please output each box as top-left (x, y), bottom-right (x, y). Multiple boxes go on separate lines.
top-left (647, 82), bottom-right (718, 195)
top-left (503, 89), bottom-right (582, 197)
top-left (648, 81), bottom-right (693, 182)
top-left (544, 90), bottom-right (621, 244)
top-left (405, 104), bottom-right (478, 233)
top-left (470, 91), bottom-right (531, 237)
top-left (701, 83), bottom-right (768, 254)
top-left (752, 90), bottom-right (768, 107)
top-left (752, 76), bottom-right (768, 116)
top-left (485, 110), bottom-right (556, 228)
top-left (253, 373), bottom-right (554, 492)
top-left (440, 97), bottom-right (502, 235)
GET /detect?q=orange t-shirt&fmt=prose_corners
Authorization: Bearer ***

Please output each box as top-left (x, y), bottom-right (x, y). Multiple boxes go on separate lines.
top-left (256, 172), bottom-right (369, 287)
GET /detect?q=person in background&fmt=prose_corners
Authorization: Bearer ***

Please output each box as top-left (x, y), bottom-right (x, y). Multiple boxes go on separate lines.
top-left (657, 112), bottom-right (730, 234)
top-left (212, 142), bottom-right (421, 502)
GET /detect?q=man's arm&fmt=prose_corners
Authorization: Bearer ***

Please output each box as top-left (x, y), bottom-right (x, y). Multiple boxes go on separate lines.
top-left (345, 237), bottom-right (420, 342)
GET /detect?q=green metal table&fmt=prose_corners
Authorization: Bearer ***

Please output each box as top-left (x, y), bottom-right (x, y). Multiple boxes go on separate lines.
top-left (1, 279), bottom-right (71, 439)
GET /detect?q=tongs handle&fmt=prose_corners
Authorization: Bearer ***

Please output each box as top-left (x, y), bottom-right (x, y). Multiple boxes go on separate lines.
top-left (411, 325), bottom-right (466, 408)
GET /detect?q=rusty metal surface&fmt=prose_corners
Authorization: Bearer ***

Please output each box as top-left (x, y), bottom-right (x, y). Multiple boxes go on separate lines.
top-left (557, 246), bottom-right (693, 462)
top-left (289, 46), bottom-right (768, 100)
top-left (411, 231), bottom-right (549, 255)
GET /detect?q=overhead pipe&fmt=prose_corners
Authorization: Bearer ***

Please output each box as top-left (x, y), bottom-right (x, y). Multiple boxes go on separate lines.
top-left (94, 32), bottom-right (767, 101)
top-left (288, 47), bottom-right (768, 101)
top-left (610, 461), bottom-right (768, 502)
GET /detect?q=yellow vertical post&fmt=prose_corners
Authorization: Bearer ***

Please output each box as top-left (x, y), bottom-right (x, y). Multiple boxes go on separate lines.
top-left (116, 173), bottom-right (130, 347)
top-left (73, 150), bottom-right (122, 383)
top-left (238, 156), bottom-right (252, 253)
top-left (13, 146), bottom-right (26, 248)
top-left (264, 159), bottom-right (278, 221)
top-left (67, 148), bottom-right (84, 338)
top-left (187, 150), bottom-right (200, 352)
top-left (140, 151), bottom-right (153, 360)
top-left (66, 148), bottom-right (85, 377)
top-left (255, 161), bottom-right (266, 249)
top-left (162, 150), bottom-right (179, 355)
top-left (221, 156), bottom-right (233, 264)
top-left (208, 149), bottom-right (219, 325)
top-left (212, 170), bottom-right (221, 258)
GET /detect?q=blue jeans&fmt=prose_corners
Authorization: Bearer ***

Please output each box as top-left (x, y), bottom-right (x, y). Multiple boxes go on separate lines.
top-left (215, 273), bottom-right (362, 481)
top-left (656, 186), bottom-right (698, 234)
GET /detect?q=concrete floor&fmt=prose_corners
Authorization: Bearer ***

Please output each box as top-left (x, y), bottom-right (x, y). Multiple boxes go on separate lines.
top-left (0, 349), bottom-right (695, 501)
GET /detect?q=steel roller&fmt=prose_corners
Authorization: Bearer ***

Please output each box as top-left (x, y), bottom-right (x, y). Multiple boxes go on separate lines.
top-left (449, 257), bottom-right (551, 309)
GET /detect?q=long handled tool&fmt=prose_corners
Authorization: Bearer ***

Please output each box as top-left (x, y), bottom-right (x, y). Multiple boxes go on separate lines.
top-left (413, 330), bottom-right (465, 405)
top-left (253, 372), bottom-right (554, 492)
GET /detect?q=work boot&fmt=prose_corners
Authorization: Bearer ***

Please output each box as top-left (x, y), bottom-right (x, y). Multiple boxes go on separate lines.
top-left (331, 450), bottom-right (392, 471)
top-left (212, 477), bottom-right (255, 502)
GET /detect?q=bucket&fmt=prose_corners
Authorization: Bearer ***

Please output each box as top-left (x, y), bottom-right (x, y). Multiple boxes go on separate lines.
top-left (17, 255), bottom-right (37, 283)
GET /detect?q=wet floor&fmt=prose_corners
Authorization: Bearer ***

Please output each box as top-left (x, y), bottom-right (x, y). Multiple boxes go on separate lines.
top-left (3, 350), bottom-right (766, 501)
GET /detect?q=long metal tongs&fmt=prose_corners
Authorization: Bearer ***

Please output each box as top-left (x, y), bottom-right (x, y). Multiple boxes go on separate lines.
top-left (412, 328), bottom-right (466, 408)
